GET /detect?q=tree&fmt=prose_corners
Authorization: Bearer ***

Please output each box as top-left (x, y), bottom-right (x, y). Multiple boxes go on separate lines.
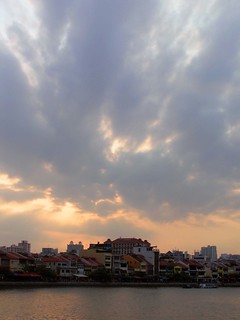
top-left (89, 268), bottom-right (112, 282)
top-left (35, 265), bottom-right (58, 281)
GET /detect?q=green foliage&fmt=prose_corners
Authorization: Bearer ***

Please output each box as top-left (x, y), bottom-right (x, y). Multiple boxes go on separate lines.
top-left (35, 265), bottom-right (58, 281)
top-left (89, 268), bottom-right (112, 282)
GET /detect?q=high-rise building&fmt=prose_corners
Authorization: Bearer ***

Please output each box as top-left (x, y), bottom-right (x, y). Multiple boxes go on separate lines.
top-left (201, 245), bottom-right (217, 261)
top-left (18, 240), bottom-right (31, 253)
top-left (0, 240), bottom-right (31, 253)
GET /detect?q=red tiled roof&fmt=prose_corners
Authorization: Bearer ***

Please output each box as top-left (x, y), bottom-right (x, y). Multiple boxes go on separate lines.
top-left (3, 252), bottom-right (29, 260)
top-left (80, 257), bottom-right (103, 267)
top-left (125, 254), bottom-right (152, 265)
top-left (181, 259), bottom-right (203, 267)
top-left (41, 256), bottom-right (69, 263)
top-left (108, 238), bottom-right (150, 245)
top-left (61, 253), bottom-right (80, 261)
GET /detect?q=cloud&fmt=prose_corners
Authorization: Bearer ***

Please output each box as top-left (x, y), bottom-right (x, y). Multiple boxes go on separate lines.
top-left (1, 0), bottom-right (240, 252)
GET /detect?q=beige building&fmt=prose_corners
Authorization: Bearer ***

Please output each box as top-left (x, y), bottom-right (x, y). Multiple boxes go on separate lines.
top-left (83, 243), bottom-right (112, 271)
top-left (104, 238), bottom-right (151, 255)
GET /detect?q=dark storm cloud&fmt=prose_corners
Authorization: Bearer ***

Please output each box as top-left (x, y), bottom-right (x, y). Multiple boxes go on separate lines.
top-left (1, 0), bottom-right (240, 224)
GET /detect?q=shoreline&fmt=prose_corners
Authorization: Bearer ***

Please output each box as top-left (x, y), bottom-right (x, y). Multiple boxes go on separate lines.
top-left (1, 281), bottom-right (240, 290)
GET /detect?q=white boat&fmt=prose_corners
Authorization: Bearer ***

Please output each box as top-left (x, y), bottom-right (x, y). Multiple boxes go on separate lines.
top-left (199, 283), bottom-right (218, 288)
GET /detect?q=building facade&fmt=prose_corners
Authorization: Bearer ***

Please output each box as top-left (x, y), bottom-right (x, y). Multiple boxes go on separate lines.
top-left (67, 241), bottom-right (84, 256)
top-left (104, 238), bottom-right (151, 255)
top-left (132, 245), bottom-right (159, 276)
top-left (201, 245), bottom-right (218, 262)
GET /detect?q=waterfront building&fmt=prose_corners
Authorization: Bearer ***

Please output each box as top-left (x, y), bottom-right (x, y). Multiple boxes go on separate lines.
top-left (0, 251), bottom-right (35, 272)
top-left (83, 242), bottom-right (112, 272)
top-left (104, 237), bottom-right (151, 255)
top-left (132, 245), bottom-right (159, 276)
top-left (41, 255), bottom-right (76, 278)
top-left (159, 259), bottom-right (188, 281)
top-left (79, 256), bottom-right (103, 276)
top-left (123, 254), bottom-right (153, 276)
top-left (112, 254), bottom-right (128, 276)
top-left (178, 259), bottom-right (205, 281)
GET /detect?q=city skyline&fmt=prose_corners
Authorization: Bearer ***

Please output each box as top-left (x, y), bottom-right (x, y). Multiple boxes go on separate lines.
top-left (0, 1), bottom-right (240, 254)
top-left (0, 238), bottom-right (236, 258)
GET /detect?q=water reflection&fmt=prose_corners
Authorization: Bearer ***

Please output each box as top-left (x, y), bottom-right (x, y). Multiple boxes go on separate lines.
top-left (0, 287), bottom-right (240, 320)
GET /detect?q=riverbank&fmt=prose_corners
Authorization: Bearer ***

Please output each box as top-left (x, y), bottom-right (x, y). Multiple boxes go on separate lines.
top-left (0, 281), bottom-right (178, 289)
top-left (1, 281), bottom-right (240, 289)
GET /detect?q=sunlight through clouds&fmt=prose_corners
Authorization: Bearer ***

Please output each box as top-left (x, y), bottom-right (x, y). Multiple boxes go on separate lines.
top-left (1, 0), bottom-right (240, 253)
top-left (0, 0), bottom-right (40, 87)
top-left (0, 173), bottom-right (21, 190)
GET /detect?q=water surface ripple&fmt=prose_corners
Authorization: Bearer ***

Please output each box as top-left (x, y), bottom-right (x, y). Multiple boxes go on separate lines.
top-left (0, 287), bottom-right (240, 320)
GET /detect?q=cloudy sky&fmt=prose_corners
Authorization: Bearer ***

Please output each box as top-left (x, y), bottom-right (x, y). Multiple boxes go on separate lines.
top-left (0, 0), bottom-right (240, 254)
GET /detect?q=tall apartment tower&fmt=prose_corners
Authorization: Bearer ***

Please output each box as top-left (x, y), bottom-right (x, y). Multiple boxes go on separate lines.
top-left (18, 240), bottom-right (31, 253)
top-left (201, 245), bottom-right (217, 261)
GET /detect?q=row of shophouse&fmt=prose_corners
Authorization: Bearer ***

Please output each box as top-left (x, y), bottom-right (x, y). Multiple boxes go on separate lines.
top-left (1, 238), bottom-right (240, 282)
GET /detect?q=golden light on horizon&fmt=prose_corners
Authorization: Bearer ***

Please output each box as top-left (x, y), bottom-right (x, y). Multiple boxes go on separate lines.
top-left (0, 170), bottom-right (240, 254)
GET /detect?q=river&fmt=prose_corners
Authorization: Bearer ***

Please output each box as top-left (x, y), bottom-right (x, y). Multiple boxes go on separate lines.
top-left (0, 287), bottom-right (239, 319)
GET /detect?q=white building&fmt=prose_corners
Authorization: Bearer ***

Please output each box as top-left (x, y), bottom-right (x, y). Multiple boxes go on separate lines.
top-left (133, 245), bottom-right (159, 276)
top-left (67, 241), bottom-right (84, 256)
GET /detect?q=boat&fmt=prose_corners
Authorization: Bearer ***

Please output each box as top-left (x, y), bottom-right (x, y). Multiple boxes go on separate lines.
top-left (198, 283), bottom-right (218, 289)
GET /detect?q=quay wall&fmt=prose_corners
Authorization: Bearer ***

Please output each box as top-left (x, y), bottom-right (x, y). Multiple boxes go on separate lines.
top-left (0, 281), bottom-right (240, 290)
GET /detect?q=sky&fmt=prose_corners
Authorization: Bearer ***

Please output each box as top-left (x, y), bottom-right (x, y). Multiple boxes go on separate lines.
top-left (0, 0), bottom-right (240, 255)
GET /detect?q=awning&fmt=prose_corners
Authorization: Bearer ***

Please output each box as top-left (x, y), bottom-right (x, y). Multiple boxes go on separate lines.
top-left (73, 274), bottom-right (88, 278)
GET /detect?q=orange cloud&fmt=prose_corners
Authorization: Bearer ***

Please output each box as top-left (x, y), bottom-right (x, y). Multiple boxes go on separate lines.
top-left (1, 170), bottom-right (240, 255)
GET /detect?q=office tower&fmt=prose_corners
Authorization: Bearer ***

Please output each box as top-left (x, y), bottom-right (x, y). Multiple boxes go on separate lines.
top-left (201, 245), bottom-right (217, 261)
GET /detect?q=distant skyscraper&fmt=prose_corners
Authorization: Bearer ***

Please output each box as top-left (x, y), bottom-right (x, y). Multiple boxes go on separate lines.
top-left (0, 240), bottom-right (31, 254)
top-left (18, 240), bottom-right (31, 253)
top-left (201, 245), bottom-right (217, 261)
top-left (41, 248), bottom-right (58, 255)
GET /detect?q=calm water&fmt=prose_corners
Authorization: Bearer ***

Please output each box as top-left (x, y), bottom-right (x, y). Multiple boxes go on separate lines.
top-left (0, 287), bottom-right (240, 320)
